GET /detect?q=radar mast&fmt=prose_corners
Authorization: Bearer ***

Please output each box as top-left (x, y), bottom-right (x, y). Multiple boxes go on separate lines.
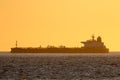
top-left (92, 35), bottom-right (95, 41)
top-left (16, 41), bottom-right (18, 48)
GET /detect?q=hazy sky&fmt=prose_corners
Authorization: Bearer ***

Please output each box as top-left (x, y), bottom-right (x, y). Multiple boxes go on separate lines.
top-left (0, 0), bottom-right (120, 51)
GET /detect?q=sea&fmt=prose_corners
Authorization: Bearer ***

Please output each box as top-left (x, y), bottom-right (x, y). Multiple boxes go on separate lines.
top-left (0, 52), bottom-right (120, 80)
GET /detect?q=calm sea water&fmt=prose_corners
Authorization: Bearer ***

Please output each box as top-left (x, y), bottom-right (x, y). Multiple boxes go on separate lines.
top-left (0, 52), bottom-right (120, 80)
top-left (0, 52), bottom-right (120, 57)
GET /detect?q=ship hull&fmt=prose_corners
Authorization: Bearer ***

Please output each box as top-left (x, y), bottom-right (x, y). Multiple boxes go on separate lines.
top-left (11, 47), bottom-right (109, 53)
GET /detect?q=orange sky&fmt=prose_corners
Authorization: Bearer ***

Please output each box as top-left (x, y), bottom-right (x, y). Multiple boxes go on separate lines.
top-left (0, 0), bottom-right (120, 51)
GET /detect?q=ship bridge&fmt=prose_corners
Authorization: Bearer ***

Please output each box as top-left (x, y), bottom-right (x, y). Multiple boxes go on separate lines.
top-left (81, 36), bottom-right (106, 48)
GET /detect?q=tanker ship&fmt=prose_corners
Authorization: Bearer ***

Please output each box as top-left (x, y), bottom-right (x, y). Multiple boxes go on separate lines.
top-left (11, 36), bottom-right (109, 53)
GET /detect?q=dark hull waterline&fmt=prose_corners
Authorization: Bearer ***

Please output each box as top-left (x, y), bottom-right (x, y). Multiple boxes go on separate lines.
top-left (11, 48), bottom-right (109, 53)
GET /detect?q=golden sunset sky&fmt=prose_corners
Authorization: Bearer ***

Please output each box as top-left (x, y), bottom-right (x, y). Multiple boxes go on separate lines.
top-left (0, 0), bottom-right (120, 51)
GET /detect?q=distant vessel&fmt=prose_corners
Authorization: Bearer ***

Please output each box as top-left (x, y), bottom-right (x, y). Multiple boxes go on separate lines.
top-left (11, 36), bottom-right (109, 53)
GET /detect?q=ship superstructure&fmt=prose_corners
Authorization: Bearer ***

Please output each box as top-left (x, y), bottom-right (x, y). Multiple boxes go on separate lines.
top-left (80, 35), bottom-right (109, 53)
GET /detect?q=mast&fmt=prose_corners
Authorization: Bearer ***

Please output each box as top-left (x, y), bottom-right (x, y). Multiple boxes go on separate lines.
top-left (92, 35), bottom-right (95, 41)
top-left (16, 41), bottom-right (18, 48)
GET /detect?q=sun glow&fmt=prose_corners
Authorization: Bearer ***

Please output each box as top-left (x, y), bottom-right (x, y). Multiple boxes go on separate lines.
top-left (0, 0), bottom-right (120, 51)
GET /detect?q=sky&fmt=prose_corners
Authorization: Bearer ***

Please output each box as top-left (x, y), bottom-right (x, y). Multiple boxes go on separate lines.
top-left (0, 0), bottom-right (120, 51)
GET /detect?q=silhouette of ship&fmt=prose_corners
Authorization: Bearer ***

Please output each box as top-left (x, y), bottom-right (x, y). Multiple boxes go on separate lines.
top-left (11, 36), bottom-right (109, 53)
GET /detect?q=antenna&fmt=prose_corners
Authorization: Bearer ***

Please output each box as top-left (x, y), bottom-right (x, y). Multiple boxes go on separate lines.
top-left (92, 34), bottom-right (95, 40)
top-left (16, 41), bottom-right (18, 48)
